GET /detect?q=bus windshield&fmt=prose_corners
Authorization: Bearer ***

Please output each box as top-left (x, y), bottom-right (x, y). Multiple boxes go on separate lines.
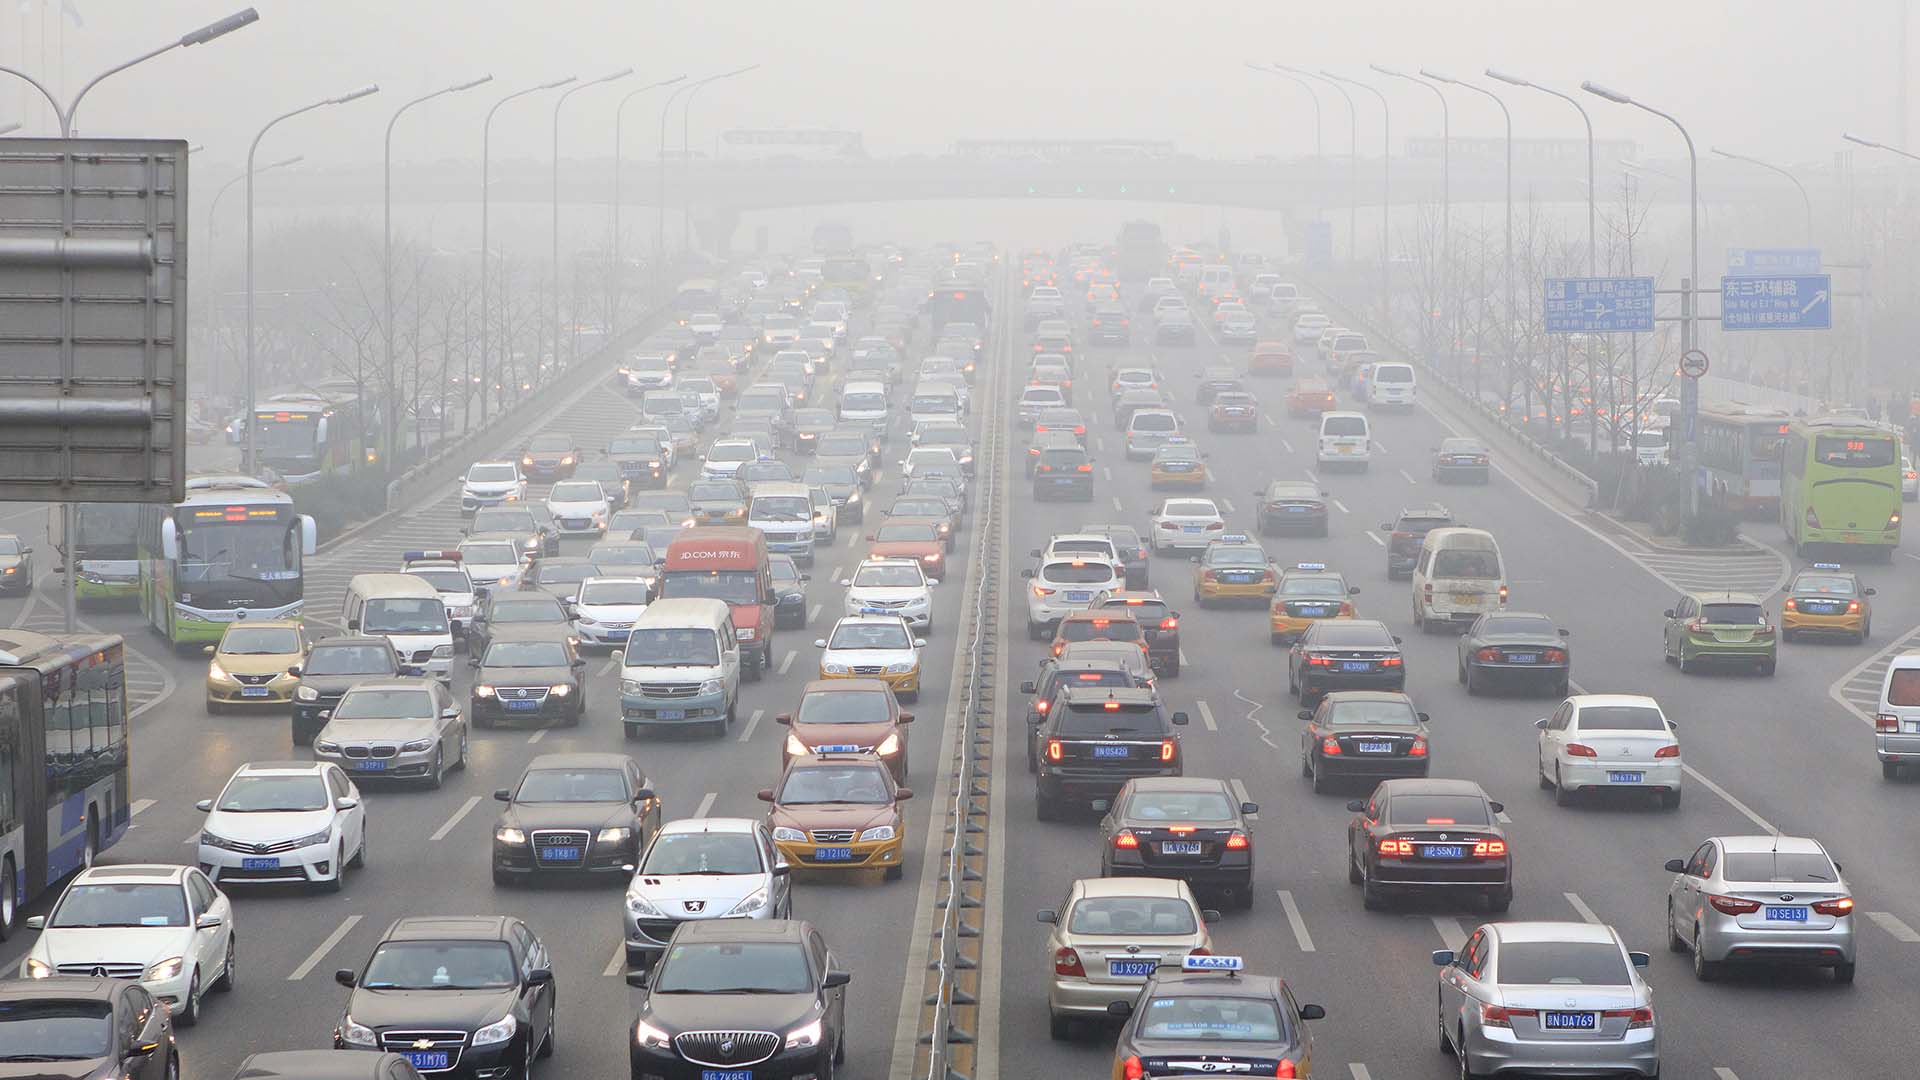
top-left (73, 504), bottom-right (142, 561)
top-left (174, 507), bottom-right (301, 605)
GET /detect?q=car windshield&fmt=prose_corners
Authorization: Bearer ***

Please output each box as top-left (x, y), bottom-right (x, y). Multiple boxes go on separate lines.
top-left (51, 882), bottom-right (186, 928)
top-left (654, 942), bottom-right (813, 994)
top-left (591, 545), bottom-right (656, 568)
top-left (1132, 413), bottom-right (1178, 432)
top-left (708, 443), bottom-right (755, 462)
top-left (220, 626), bottom-right (300, 654)
top-left (1061, 619), bottom-right (1140, 642)
top-left (1069, 896), bottom-right (1197, 936)
top-left (830, 622), bottom-right (913, 650)
top-left (492, 599), bottom-right (565, 623)
top-left (1327, 700), bottom-right (1420, 726)
top-left (1722, 851), bottom-right (1838, 883)
top-left (752, 496), bottom-right (812, 522)
top-left (1387, 793), bottom-right (1491, 826)
top-left (1433, 550), bottom-right (1500, 579)
top-left (1496, 941), bottom-right (1631, 986)
top-left (876, 523), bottom-right (940, 543)
top-left (1793, 574), bottom-right (1856, 595)
top-left (1207, 548), bottom-right (1267, 568)
top-left (484, 640), bottom-right (568, 667)
top-left (1481, 615), bottom-right (1556, 636)
top-left (580, 581), bottom-right (651, 605)
top-left (516, 768), bottom-right (628, 802)
top-left (1700, 603), bottom-right (1766, 624)
top-left (333, 688), bottom-right (433, 720)
top-left (689, 482), bottom-right (744, 503)
top-left (624, 628), bottom-right (720, 667)
top-left (1280, 577), bottom-right (1345, 597)
top-left (473, 509), bottom-right (536, 533)
top-left (779, 765), bottom-right (893, 805)
top-left (1127, 790), bottom-right (1236, 822)
top-left (361, 941), bottom-right (517, 990)
top-left (1440, 440), bottom-right (1483, 454)
top-left (1575, 705), bottom-right (1665, 731)
top-left (468, 464), bottom-right (518, 483)
top-left (409, 569), bottom-right (471, 594)
top-left (854, 563), bottom-right (923, 588)
top-left (550, 482), bottom-right (604, 503)
top-left (641, 832), bottom-right (762, 876)
top-left (461, 542), bottom-right (520, 566)
top-left (0, 999), bottom-right (113, 1060)
top-left (304, 645), bottom-right (394, 676)
top-left (527, 436), bottom-right (571, 453)
top-left (1136, 996), bottom-right (1285, 1042)
top-left (363, 597), bottom-right (447, 634)
top-left (1057, 703), bottom-right (1157, 735)
top-left (795, 690), bottom-right (892, 725)
top-left (217, 773), bottom-right (330, 812)
top-left (535, 564), bottom-right (597, 585)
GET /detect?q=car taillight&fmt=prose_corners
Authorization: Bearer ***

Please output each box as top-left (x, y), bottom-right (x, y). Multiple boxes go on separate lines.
top-left (1392, 531), bottom-right (1411, 542)
top-left (1543, 648), bottom-right (1568, 662)
top-left (1321, 735), bottom-right (1341, 754)
top-left (1847, 599), bottom-right (1862, 613)
top-left (1473, 839), bottom-right (1506, 857)
top-left (1202, 570), bottom-right (1217, 582)
top-left (1033, 585), bottom-right (1055, 597)
top-left (1158, 520), bottom-right (1179, 530)
top-left (1890, 512), bottom-right (1903, 529)
top-left (1565, 743), bottom-right (1598, 758)
top-left (1410, 737), bottom-right (1428, 757)
top-left (1423, 583), bottom-right (1434, 599)
top-left (1077, 464), bottom-right (1093, 472)
top-left (1045, 739), bottom-right (1063, 762)
top-left (1477, 646), bottom-right (1502, 662)
top-left (1708, 894), bottom-right (1763, 915)
top-left (1160, 617), bottom-right (1179, 630)
top-left (1380, 656), bottom-right (1403, 667)
top-left (1687, 619), bottom-right (1706, 633)
top-left (1262, 570), bottom-right (1276, 583)
top-left (1276, 1059), bottom-right (1297, 1077)
top-left (1160, 739), bottom-right (1177, 762)
top-left (1225, 832), bottom-right (1250, 850)
top-left (1498, 584), bottom-right (1510, 602)
top-left (1113, 829), bottom-right (1140, 849)
top-left (1378, 837), bottom-right (1412, 856)
top-left (1054, 946), bottom-right (1085, 977)
top-left (1654, 744), bottom-right (1680, 759)
top-left (1122, 1055), bottom-right (1145, 1080)
top-left (1878, 713), bottom-right (1900, 732)
top-left (1479, 1003), bottom-right (1518, 1027)
top-left (1602, 1007), bottom-right (1655, 1029)
top-left (1205, 521), bottom-right (1224, 530)
top-left (1813, 897), bottom-right (1855, 916)
top-left (1805, 506), bottom-right (1821, 528)
top-left (1307, 655), bottom-right (1333, 666)
top-left (1051, 642), bottom-right (1065, 658)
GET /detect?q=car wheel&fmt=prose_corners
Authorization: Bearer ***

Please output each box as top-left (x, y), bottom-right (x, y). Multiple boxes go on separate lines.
top-left (1667, 901), bottom-right (1688, 953)
top-left (1659, 788), bottom-right (1682, 810)
top-left (518, 1034), bottom-right (533, 1080)
top-left (1464, 665), bottom-right (1480, 696)
top-left (427, 750), bottom-right (446, 790)
top-left (1049, 1012), bottom-right (1074, 1040)
top-left (1457, 1027), bottom-right (1485, 1079)
top-left (324, 843), bottom-right (346, 893)
top-left (213, 934), bottom-right (236, 992)
top-left (493, 867), bottom-right (514, 887)
top-left (1759, 659), bottom-right (1776, 676)
top-left (0, 857), bottom-right (15, 941)
top-left (456, 727), bottom-right (470, 768)
top-left (1456, 658), bottom-right (1467, 685)
top-left (884, 864), bottom-right (904, 881)
top-left (1360, 866), bottom-right (1386, 911)
top-left (1554, 767), bottom-right (1575, 807)
top-left (175, 970), bottom-right (201, 1027)
top-left (1676, 649), bottom-right (1690, 674)
top-left (1234, 882), bottom-right (1255, 910)
top-left (1485, 887), bottom-right (1512, 913)
top-left (1300, 750), bottom-right (1314, 779)
top-left (1691, 925), bottom-right (1719, 980)
top-left (1310, 756), bottom-right (1332, 795)
top-left (1438, 993), bottom-right (1455, 1054)
top-left (1884, 760), bottom-right (1902, 781)
top-left (538, 997), bottom-right (556, 1058)
top-left (1036, 792), bottom-right (1058, 821)
top-left (1834, 960), bottom-right (1857, 984)
top-left (352, 826), bottom-right (368, 868)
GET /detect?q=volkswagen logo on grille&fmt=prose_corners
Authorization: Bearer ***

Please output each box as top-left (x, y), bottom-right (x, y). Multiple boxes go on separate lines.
top-left (1438, 833), bottom-right (1449, 840)
top-left (511, 688), bottom-right (530, 699)
top-left (683, 900), bottom-right (706, 913)
top-left (719, 1038), bottom-right (736, 1056)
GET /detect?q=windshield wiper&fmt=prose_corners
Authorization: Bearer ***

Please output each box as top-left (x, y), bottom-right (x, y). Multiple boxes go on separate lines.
top-left (0, 1055), bottom-right (90, 1062)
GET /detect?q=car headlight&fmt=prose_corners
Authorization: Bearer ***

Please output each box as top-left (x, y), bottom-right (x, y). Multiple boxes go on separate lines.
top-left (621, 680), bottom-right (642, 695)
top-left (296, 685), bottom-right (319, 702)
top-left (207, 661), bottom-right (229, 682)
top-left (549, 683), bottom-right (573, 697)
top-left (847, 490), bottom-right (861, 503)
top-left (887, 661), bottom-right (916, 674)
top-left (292, 829), bottom-right (333, 849)
top-left (596, 827), bottom-right (632, 845)
top-left (699, 678), bottom-right (726, 695)
top-left (315, 740), bottom-right (341, 754)
top-left (475, 685), bottom-right (496, 698)
top-left (496, 826), bottom-right (526, 845)
top-left (626, 891), bottom-right (665, 917)
top-left (859, 825), bottom-right (896, 843)
top-left (199, 830), bottom-right (226, 849)
top-left (822, 662), bottom-right (850, 675)
top-left (876, 732), bottom-right (901, 756)
top-left (784, 1017), bottom-right (824, 1050)
top-left (339, 1016), bottom-right (378, 1047)
top-left (634, 1019), bottom-right (673, 1050)
top-left (736, 626), bottom-right (755, 641)
top-left (25, 957), bottom-right (52, 979)
top-left (401, 739), bottom-right (434, 753)
top-left (431, 644), bottom-right (453, 659)
top-left (472, 1013), bottom-right (517, 1048)
top-left (726, 886), bottom-right (770, 916)
top-left (785, 733), bottom-right (808, 756)
top-left (771, 826), bottom-right (806, 843)
top-left (144, 956), bottom-right (185, 982)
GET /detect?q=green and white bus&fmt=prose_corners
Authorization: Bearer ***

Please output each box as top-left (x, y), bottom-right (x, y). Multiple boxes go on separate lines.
top-left (1780, 417), bottom-right (1904, 560)
top-left (138, 475), bottom-right (317, 648)
top-left (251, 383), bottom-right (375, 484)
top-left (50, 503), bottom-right (145, 606)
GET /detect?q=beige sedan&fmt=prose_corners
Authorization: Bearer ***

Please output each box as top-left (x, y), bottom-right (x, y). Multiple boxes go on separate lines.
top-left (1036, 876), bottom-right (1216, 1039)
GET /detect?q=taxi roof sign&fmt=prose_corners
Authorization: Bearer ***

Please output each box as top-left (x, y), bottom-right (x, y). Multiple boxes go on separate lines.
top-left (1295, 562), bottom-right (1327, 570)
top-left (1812, 563), bottom-right (1843, 571)
top-left (1219, 534), bottom-right (1250, 543)
top-left (1183, 954), bottom-right (1243, 972)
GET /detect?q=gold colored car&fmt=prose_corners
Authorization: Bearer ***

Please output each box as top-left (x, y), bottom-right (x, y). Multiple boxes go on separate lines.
top-left (1269, 563), bottom-right (1359, 643)
top-left (205, 619), bottom-right (307, 712)
top-left (1192, 536), bottom-right (1277, 607)
top-left (758, 751), bottom-right (912, 879)
top-left (1781, 563), bottom-right (1873, 643)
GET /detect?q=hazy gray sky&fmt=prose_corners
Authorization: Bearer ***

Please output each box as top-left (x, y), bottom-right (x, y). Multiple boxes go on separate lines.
top-left (4, 0), bottom-right (1907, 172)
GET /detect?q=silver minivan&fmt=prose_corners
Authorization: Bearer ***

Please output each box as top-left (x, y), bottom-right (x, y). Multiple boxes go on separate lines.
top-left (343, 573), bottom-right (454, 682)
top-left (618, 597), bottom-right (741, 738)
top-left (1875, 653), bottom-right (1920, 778)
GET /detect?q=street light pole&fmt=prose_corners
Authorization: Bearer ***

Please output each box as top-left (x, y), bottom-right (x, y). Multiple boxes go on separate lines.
top-left (481, 77), bottom-right (575, 425)
top-left (210, 154), bottom-right (299, 416)
top-left (1325, 71), bottom-right (1391, 332)
top-left (1488, 70), bottom-right (1595, 274)
top-left (1278, 64), bottom-right (1356, 262)
top-left (385, 76), bottom-right (490, 467)
top-left (1246, 64), bottom-right (1322, 158)
top-left (610, 75), bottom-right (686, 333)
top-left (552, 69), bottom-right (633, 377)
top-left (655, 79), bottom-right (698, 282)
top-left (0, 7), bottom-right (258, 136)
top-left (679, 64), bottom-right (758, 257)
top-left (1711, 148), bottom-right (1813, 243)
top-left (1423, 70), bottom-right (1513, 412)
top-left (1374, 65), bottom-right (1448, 360)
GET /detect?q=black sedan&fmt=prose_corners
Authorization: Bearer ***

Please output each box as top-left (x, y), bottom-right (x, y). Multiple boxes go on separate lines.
top-left (626, 919), bottom-right (849, 1079)
top-left (491, 752), bottom-right (659, 885)
top-left (1287, 620), bottom-right (1405, 705)
top-left (770, 553), bottom-right (810, 629)
top-left (1431, 437), bottom-right (1491, 483)
top-left (292, 635), bottom-right (408, 745)
top-left (1457, 611), bottom-right (1570, 696)
top-left (1256, 481), bottom-right (1330, 538)
top-left (468, 628), bottom-right (586, 727)
top-left (0, 976), bottom-right (177, 1080)
top-left (466, 592), bottom-right (570, 659)
top-left (334, 916), bottom-right (555, 1079)
top-left (1299, 690), bottom-right (1431, 793)
top-left (1344, 778), bottom-right (1510, 912)
top-left (1098, 776), bottom-right (1258, 908)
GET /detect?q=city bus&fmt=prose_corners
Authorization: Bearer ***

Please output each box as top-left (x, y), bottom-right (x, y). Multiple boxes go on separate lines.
top-left (251, 382), bottom-right (373, 484)
top-left (821, 255), bottom-right (874, 303)
top-left (0, 629), bottom-right (131, 939)
top-left (49, 503), bottom-right (145, 606)
top-left (928, 285), bottom-right (991, 335)
top-left (1780, 416), bottom-right (1904, 559)
top-left (1696, 407), bottom-right (1793, 519)
top-left (1115, 220), bottom-right (1167, 282)
top-left (138, 475), bottom-right (317, 648)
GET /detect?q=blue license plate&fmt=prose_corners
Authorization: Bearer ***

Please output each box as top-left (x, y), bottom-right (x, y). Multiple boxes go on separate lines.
top-left (817, 743), bottom-right (862, 753)
top-left (1286, 506), bottom-right (1308, 513)
top-left (1543, 1012), bottom-right (1596, 1030)
top-left (605, 630), bottom-right (630, 641)
top-left (1052, 477), bottom-right (1078, 486)
top-left (1091, 745), bottom-right (1131, 759)
top-left (240, 686), bottom-right (270, 698)
top-left (1160, 841), bottom-right (1204, 855)
top-left (241, 857), bottom-right (280, 870)
top-left (1066, 591), bottom-right (1092, 602)
top-left (813, 847), bottom-right (854, 861)
top-left (1182, 525), bottom-right (1204, 533)
top-left (1340, 661), bottom-right (1372, 672)
top-left (404, 1053), bottom-right (449, 1071)
top-left (357, 759), bottom-right (387, 771)
top-left (655, 709), bottom-right (685, 720)
top-left (1356, 741), bottom-right (1393, 753)
top-left (1422, 844), bottom-right (1466, 859)
top-left (1506, 653), bottom-right (1538, 664)
top-left (1109, 959), bottom-right (1158, 978)
top-left (1295, 606), bottom-right (1327, 616)
top-left (1607, 771), bottom-right (1644, 784)
top-left (701, 1072), bottom-right (752, 1080)
top-left (507, 699), bottom-right (540, 711)
top-left (1766, 906), bottom-right (1809, 922)
top-left (538, 846), bottom-right (581, 861)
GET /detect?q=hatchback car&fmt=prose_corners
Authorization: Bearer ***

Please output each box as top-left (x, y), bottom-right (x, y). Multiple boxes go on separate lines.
top-left (1023, 557), bottom-right (1124, 638)
top-left (1346, 778), bottom-right (1510, 911)
top-left (622, 818), bottom-right (792, 963)
top-left (1662, 591), bottom-right (1777, 675)
top-left (1037, 876), bottom-right (1215, 1038)
top-left (1663, 834), bottom-right (1855, 983)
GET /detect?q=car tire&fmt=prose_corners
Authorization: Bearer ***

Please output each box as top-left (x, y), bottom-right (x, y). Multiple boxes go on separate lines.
top-left (884, 864), bottom-right (904, 881)
top-left (1759, 659), bottom-right (1776, 676)
top-left (0, 857), bottom-right (15, 941)
top-left (427, 751), bottom-right (446, 790)
top-left (1834, 960), bottom-right (1857, 984)
top-left (174, 970), bottom-right (201, 1027)
top-left (538, 997), bottom-right (556, 1058)
top-left (1361, 868), bottom-right (1386, 911)
top-left (1691, 926), bottom-right (1719, 980)
top-left (1162, 657), bottom-right (1180, 677)
top-left (1457, 1029), bottom-right (1486, 1080)
top-left (1049, 1012), bottom-right (1073, 1040)
top-left (493, 867), bottom-right (513, 887)
top-left (1884, 760), bottom-right (1902, 780)
top-left (1348, 846), bottom-right (1364, 885)
top-left (1234, 882), bottom-right (1255, 910)
top-left (1667, 902), bottom-right (1688, 953)
top-left (324, 843), bottom-right (346, 893)
top-left (351, 827), bottom-right (368, 868)
top-left (1036, 792), bottom-right (1058, 821)
top-left (1554, 768), bottom-right (1575, 807)
top-left (456, 727), bottom-right (471, 768)
top-left (1456, 658), bottom-right (1466, 685)
top-left (1485, 888), bottom-right (1512, 913)
top-left (1659, 788), bottom-right (1682, 810)
top-left (1464, 666), bottom-right (1480, 696)
top-left (1438, 995), bottom-right (1455, 1054)
top-left (1310, 757), bottom-right (1332, 795)
top-left (213, 935), bottom-right (236, 993)
top-left (1301, 751), bottom-right (1314, 779)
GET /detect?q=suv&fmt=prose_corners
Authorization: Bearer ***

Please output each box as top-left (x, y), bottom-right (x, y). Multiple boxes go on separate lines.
top-left (1091, 591), bottom-right (1181, 676)
top-left (1032, 685), bottom-right (1189, 819)
top-left (1033, 444), bottom-right (1095, 501)
top-left (1382, 505), bottom-right (1455, 580)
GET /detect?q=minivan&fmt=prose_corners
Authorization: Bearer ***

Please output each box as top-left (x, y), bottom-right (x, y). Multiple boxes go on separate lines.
top-left (343, 573), bottom-right (454, 682)
top-left (1197, 264), bottom-right (1235, 298)
top-left (1366, 363), bottom-right (1417, 409)
top-left (909, 384), bottom-right (964, 427)
top-left (1411, 527), bottom-right (1509, 632)
top-left (1876, 654), bottom-right (1920, 778)
top-left (618, 597), bottom-right (741, 738)
top-left (1317, 411), bottom-right (1373, 471)
top-left (747, 481), bottom-right (817, 565)
top-left (1124, 409), bottom-right (1183, 460)
top-left (839, 380), bottom-right (890, 432)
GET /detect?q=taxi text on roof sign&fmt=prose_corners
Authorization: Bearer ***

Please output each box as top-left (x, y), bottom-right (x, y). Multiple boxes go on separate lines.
top-left (1182, 954), bottom-right (1243, 971)
top-left (1296, 563), bottom-right (1326, 570)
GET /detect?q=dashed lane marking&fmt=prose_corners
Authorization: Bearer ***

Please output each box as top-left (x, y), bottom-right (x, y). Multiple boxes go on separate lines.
top-left (1365, 531), bottom-right (1385, 547)
top-left (597, 657), bottom-right (619, 676)
top-left (778, 651), bottom-right (796, 675)
top-left (1196, 700), bottom-right (1217, 732)
top-left (430, 796), bottom-right (482, 842)
top-left (1277, 889), bottom-right (1316, 952)
top-left (1867, 911), bottom-right (1920, 943)
top-left (1430, 915), bottom-right (1467, 951)
top-left (1220, 498), bottom-right (1235, 514)
top-left (288, 915), bottom-right (361, 980)
top-left (1111, 496), bottom-right (1124, 511)
top-left (694, 791), bottom-right (716, 818)
top-left (1714, 1070), bottom-right (1741, 1080)
top-left (1282, 438), bottom-right (1295, 453)
top-left (1683, 763), bottom-right (1776, 833)
top-left (1495, 809), bottom-right (1513, 824)
top-left (526, 730), bottom-right (546, 744)
top-left (737, 708), bottom-right (765, 743)
top-left (602, 942), bottom-right (627, 978)
top-left (1332, 498), bottom-right (1350, 514)
top-left (1564, 891), bottom-right (1602, 924)
top-left (1400, 468), bottom-right (1418, 485)
top-left (130, 798), bottom-right (156, 817)
top-left (808, 603), bottom-right (822, 624)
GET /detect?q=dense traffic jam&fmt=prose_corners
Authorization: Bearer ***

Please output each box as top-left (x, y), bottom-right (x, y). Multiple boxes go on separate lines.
top-left (0, 230), bottom-right (1898, 1080)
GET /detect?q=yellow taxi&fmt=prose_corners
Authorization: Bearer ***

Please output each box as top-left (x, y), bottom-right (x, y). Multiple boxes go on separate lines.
top-left (1192, 535), bottom-right (1277, 607)
top-left (1269, 563), bottom-right (1359, 644)
top-left (815, 611), bottom-right (925, 702)
top-left (1781, 562), bottom-right (1875, 643)
top-left (758, 751), bottom-right (911, 879)
top-left (204, 619), bottom-right (307, 712)
top-left (1150, 443), bottom-right (1209, 490)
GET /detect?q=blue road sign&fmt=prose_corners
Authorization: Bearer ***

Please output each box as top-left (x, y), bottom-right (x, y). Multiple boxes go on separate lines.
top-left (1727, 247), bottom-right (1820, 276)
top-left (1721, 274), bottom-right (1831, 330)
top-left (1543, 276), bottom-right (1655, 334)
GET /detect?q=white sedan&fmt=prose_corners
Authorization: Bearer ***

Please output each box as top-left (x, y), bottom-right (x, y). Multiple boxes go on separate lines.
top-left (841, 558), bottom-right (934, 630)
top-left (572, 576), bottom-right (653, 649)
top-left (197, 760), bottom-right (366, 890)
top-left (1148, 497), bottom-right (1227, 554)
top-left (1293, 312), bottom-right (1331, 344)
top-left (1537, 693), bottom-right (1682, 808)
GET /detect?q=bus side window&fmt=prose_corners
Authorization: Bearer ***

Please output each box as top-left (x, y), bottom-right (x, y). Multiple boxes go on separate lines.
top-left (0, 683), bottom-right (18, 827)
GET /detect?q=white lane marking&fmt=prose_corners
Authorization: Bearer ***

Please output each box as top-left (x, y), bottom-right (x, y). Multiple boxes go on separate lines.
top-left (808, 603), bottom-right (822, 623)
top-left (1348, 1067), bottom-right (1373, 1080)
top-left (1365, 530), bottom-right (1385, 547)
top-left (288, 915), bottom-right (361, 980)
top-left (1682, 763), bottom-right (1775, 833)
top-left (1305, 469), bottom-right (1318, 482)
top-left (1400, 468), bottom-right (1418, 485)
top-left (1196, 700), bottom-right (1218, 732)
top-left (1282, 438), bottom-right (1295, 453)
top-left (603, 942), bottom-right (627, 978)
top-left (830, 564), bottom-right (844, 584)
top-left (130, 798), bottom-right (156, 817)
top-left (1372, 436), bottom-right (1389, 454)
top-left (181, 827), bottom-right (201, 846)
top-left (1332, 498), bottom-right (1350, 514)
top-left (736, 708), bottom-right (765, 743)
top-left (1111, 496), bottom-right (1124, 511)
top-left (1178, 648), bottom-right (1190, 667)
top-left (1220, 498), bottom-right (1236, 514)
top-left (1867, 911), bottom-right (1920, 942)
top-left (597, 657), bottom-right (619, 676)
top-left (1564, 891), bottom-right (1602, 924)
top-left (526, 730), bottom-right (546, 744)
top-left (1094, 436), bottom-right (1106, 452)
top-left (1276, 889), bottom-right (1316, 952)
top-left (430, 796), bottom-right (482, 842)
top-left (1714, 1070), bottom-right (1741, 1080)
top-left (1231, 687), bottom-right (1277, 749)
top-left (1103, 466), bottom-right (1113, 482)
top-left (778, 650), bottom-right (796, 675)
top-left (1229, 778), bottom-right (1256, 818)
top-left (1430, 915), bottom-right (1467, 951)
top-left (694, 791), bottom-right (717, 818)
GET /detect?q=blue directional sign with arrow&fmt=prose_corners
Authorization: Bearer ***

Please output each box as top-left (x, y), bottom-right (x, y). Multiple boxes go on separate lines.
top-left (1721, 274), bottom-right (1831, 330)
top-left (1543, 276), bottom-right (1655, 334)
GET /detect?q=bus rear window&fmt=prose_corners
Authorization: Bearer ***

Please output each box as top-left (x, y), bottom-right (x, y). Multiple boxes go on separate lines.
top-left (1815, 435), bottom-right (1896, 468)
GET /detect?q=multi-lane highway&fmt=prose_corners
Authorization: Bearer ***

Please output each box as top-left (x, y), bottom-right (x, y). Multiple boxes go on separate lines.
top-left (5, 244), bottom-right (1920, 1080)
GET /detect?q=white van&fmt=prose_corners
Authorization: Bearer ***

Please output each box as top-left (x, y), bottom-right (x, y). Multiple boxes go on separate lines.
top-left (1197, 264), bottom-right (1235, 298)
top-left (839, 380), bottom-right (889, 432)
top-left (1366, 363), bottom-right (1417, 409)
top-left (909, 383), bottom-right (963, 427)
top-left (1125, 409), bottom-right (1184, 459)
top-left (618, 597), bottom-right (741, 738)
top-left (1317, 411), bottom-right (1373, 471)
top-left (1634, 426), bottom-right (1671, 466)
top-left (1268, 281), bottom-right (1300, 314)
top-left (1875, 654), bottom-right (1920, 777)
top-left (343, 573), bottom-right (454, 682)
top-left (1410, 527), bottom-right (1509, 632)
top-left (747, 480), bottom-right (817, 565)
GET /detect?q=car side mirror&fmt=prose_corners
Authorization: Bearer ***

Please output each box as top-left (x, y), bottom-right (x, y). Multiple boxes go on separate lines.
top-left (202, 644), bottom-right (216, 656)
top-left (345, 619), bottom-right (358, 631)
top-left (624, 969), bottom-right (650, 989)
top-left (823, 970), bottom-right (852, 989)
top-left (895, 787), bottom-right (914, 801)
top-left (287, 664), bottom-right (303, 677)
top-left (1106, 1000), bottom-right (1134, 1019)
top-left (195, 798), bottom-right (213, 812)
top-left (1431, 949), bottom-right (1455, 967)
top-left (1391, 635), bottom-right (1403, 645)
top-left (1866, 588), bottom-right (1878, 596)
top-left (1663, 609), bottom-right (1675, 619)
top-left (1664, 858), bottom-right (1687, 874)
top-left (1417, 712), bottom-right (1430, 724)
top-left (494, 788), bottom-right (513, 802)
top-left (1345, 799), bottom-right (1367, 813)
top-left (1628, 952), bottom-right (1650, 968)
top-left (773, 858), bottom-right (791, 875)
top-left (1488, 801), bottom-right (1504, 814)
top-left (1349, 586), bottom-right (1361, 596)
top-left (1170, 711), bottom-right (1189, 726)
top-left (1534, 718), bottom-right (1548, 729)
top-left (195, 911), bottom-right (224, 930)
top-left (525, 968), bottom-right (554, 986)
top-left (1037, 909), bottom-right (1057, 924)
top-left (1300, 1003), bottom-right (1327, 1020)
top-left (1379, 522), bottom-right (1393, 531)
top-left (1020, 568), bottom-right (1035, 579)
top-left (1558, 628), bottom-right (1571, 637)
top-left (899, 712), bottom-right (915, 724)
top-left (334, 969), bottom-right (357, 988)
top-left (1297, 709), bottom-right (1313, 721)
top-left (334, 797), bottom-right (359, 811)
top-left (1201, 908), bottom-right (1221, 924)
top-left (775, 713), bottom-right (793, 725)
top-left (757, 788), bottom-right (775, 802)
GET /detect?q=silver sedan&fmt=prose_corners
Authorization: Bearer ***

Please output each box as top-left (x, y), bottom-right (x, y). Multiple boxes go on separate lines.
top-left (1434, 920), bottom-right (1658, 1078)
top-left (1664, 833), bottom-right (1856, 983)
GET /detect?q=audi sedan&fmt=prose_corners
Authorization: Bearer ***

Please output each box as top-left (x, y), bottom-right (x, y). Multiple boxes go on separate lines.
top-left (491, 753), bottom-right (659, 886)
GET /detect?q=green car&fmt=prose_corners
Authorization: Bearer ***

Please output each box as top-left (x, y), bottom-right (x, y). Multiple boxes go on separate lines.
top-left (1662, 591), bottom-right (1777, 675)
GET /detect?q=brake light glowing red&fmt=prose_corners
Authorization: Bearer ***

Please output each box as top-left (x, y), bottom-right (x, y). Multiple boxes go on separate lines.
top-left (1380, 656), bottom-right (1403, 667)
top-left (1473, 839), bottom-right (1506, 857)
top-left (1225, 832), bottom-right (1249, 850)
top-left (1113, 830), bottom-right (1140, 849)
top-left (1276, 1059), bottom-right (1296, 1077)
top-left (1378, 837), bottom-right (1412, 855)
top-left (1045, 739), bottom-right (1063, 762)
top-left (1160, 617), bottom-right (1179, 630)
top-left (1122, 1055), bottom-right (1144, 1080)
top-left (1410, 738), bottom-right (1428, 757)
top-left (1321, 736), bottom-right (1341, 754)
top-left (1160, 739), bottom-right (1176, 762)
top-left (1708, 894), bottom-right (1762, 915)
top-left (1813, 897), bottom-right (1855, 916)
